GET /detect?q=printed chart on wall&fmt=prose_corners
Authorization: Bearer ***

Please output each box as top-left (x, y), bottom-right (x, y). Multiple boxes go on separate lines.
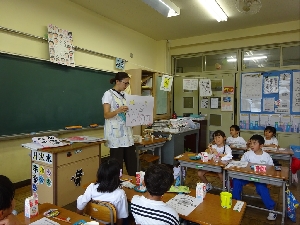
top-left (126, 95), bottom-right (154, 126)
top-left (240, 70), bottom-right (300, 133)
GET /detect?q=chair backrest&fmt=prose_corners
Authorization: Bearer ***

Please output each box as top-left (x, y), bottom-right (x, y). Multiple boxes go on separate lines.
top-left (84, 200), bottom-right (117, 225)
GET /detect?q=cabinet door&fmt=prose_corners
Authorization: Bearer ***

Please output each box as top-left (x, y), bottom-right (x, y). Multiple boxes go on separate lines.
top-left (278, 133), bottom-right (300, 148)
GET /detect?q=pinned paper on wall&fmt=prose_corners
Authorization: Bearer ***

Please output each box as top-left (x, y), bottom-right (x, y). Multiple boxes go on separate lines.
top-left (279, 73), bottom-right (291, 100)
top-left (239, 113), bottom-right (249, 129)
top-left (291, 115), bottom-right (300, 125)
top-left (250, 114), bottom-right (260, 128)
top-left (263, 98), bottom-right (274, 112)
top-left (160, 75), bottom-right (173, 92)
top-left (210, 97), bottom-right (219, 109)
top-left (260, 114), bottom-right (269, 126)
top-left (183, 79), bottom-right (198, 90)
top-left (200, 99), bottom-right (209, 108)
top-left (251, 99), bottom-right (261, 112)
top-left (241, 73), bottom-right (262, 98)
top-left (241, 99), bottom-right (251, 111)
top-left (264, 76), bottom-right (278, 94)
top-left (281, 115), bottom-right (291, 124)
top-left (199, 79), bottom-right (212, 96)
top-left (47, 24), bottom-right (75, 67)
top-left (275, 108), bottom-right (290, 114)
top-left (221, 94), bottom-right (233, 111)
top-left (115, 58), bottom-right (125, 70)
top-left (292, 71), bottom-right (300, 112)
top-left (269, 114), bottom-right (280, 127)
top-left (126, 95), bottom-right (154, 126)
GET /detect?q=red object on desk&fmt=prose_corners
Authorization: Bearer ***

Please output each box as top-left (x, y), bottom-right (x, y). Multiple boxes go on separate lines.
top-left (172, 111), bottom-right (177, 119)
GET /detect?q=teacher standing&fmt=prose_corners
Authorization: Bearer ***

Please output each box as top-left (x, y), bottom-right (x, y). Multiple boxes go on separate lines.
top-left (102, 72), bottom-right (137, 176)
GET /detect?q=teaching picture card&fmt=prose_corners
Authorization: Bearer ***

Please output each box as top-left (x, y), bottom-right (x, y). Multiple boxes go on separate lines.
top-left (48, 24), bottom-right (75, 67)
top-left (160, 75), bottom-right (173, 92)
top-left (183, 79), bottom-right (198, 90)
top-left (199, 79), bottom-right (212, 96)
top-left (126, 95), bottom-right (154, 126)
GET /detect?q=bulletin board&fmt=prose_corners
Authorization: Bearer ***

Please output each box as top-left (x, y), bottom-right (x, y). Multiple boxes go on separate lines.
top-left (239, 70), bottom-right (300, 132)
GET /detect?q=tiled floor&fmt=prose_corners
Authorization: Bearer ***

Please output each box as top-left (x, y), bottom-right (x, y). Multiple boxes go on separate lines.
top-left (15, 161), bottom-right (300, 225)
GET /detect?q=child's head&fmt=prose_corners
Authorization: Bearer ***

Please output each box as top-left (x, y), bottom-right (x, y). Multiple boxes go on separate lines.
top-left (144, 164), bottom-right (173, 196)
top-left (264, 126), bottom-right (276, 139)
top-left (212, 130), bottom-right (226, 146)
top-left (230, 125), bottom-right (240, 137)
top-left (96, 158), bottom-right (121, 193)
top-left (249, 134), bottom-right (264, 152)
top-left (0, 175), bottom-right (15, 220)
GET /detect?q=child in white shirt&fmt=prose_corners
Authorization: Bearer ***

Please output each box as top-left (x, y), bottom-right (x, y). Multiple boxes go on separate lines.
top-left (77, 159), bottom-right (128, 225)
top-left (232, 134), bottom-right (277, 221)
top-left (226, 125), bottom-right (247, 148)
top-left (198, 130), bottom-right (232, 191)
top-left (264, 126), bottom-right (278, 147)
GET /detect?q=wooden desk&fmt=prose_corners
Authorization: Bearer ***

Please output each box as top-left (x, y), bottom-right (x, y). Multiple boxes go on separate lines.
top-left (176, 152), bottom-right (228, 190)
top-left (84, 175), bottom-right (246, 225)
top-left (16, 202), bottom-right (101, 225)
top-left (134, 138), bottom-right (167, 171)
top-left (125, 183), bottom-right (246, 225)
top-left (231, 147), bottom-right (294, 184)
top-left (225, 163), bottom-right (289, 225)
top-left (30, 141), bottom-right (105, 207)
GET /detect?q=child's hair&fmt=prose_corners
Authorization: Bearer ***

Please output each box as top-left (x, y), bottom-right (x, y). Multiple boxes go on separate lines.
top-left (144, 164), bottom-right (173, 196)
top-left (0, 175), bottom-right (15, 211)
top-left (212, 130), bottom-right (226, 138)
top-left (264, 126), bottom-right (276, 137)
top-left (230, 125), bottom-right (240, 132)
top-left (95, 158), bottom-right (121, 193)
top-left (250, 134), bottom-right (265, 145)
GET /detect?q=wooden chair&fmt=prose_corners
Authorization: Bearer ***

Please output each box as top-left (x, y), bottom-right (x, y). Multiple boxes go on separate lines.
top-left (84, 200), bottom-right (117, 225)
top-left (139, 152), bottom-right (159, 170)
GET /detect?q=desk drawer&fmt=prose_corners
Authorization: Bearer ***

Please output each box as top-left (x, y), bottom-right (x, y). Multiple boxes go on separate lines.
top-left (179, 161), bottom-right (222, 173)
top-left (228, 172), bottom-right (283, 187)
top-left (56, 145), bottom-right (99, 166)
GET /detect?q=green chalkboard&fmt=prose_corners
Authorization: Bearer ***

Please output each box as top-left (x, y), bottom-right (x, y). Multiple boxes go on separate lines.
top-left (0, 53), bottom-right (114, 135)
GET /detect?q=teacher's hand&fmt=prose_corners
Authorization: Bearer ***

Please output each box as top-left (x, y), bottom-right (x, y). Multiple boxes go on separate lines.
top-left (118, 106), bottom-right (128, 113)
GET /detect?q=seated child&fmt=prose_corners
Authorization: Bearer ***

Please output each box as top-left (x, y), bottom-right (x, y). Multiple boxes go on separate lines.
top-left (264, 126), bottom-right (278, 147)
top-left (131, 164), bottom-right (179, 225)
top-left (0, 175), bottom-right (21, 225)
top-left (77, 159), bottom-right (128, 225)
top-left (198, 130), bottom-right (232, 192)
top-left (232, 134), bottom-right (277, 221)
top-left (226, 125), bottom-right (247, 148)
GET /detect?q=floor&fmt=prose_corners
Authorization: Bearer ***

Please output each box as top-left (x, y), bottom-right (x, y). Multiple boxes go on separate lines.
top-left (14, 160), bottom-right (300, 225)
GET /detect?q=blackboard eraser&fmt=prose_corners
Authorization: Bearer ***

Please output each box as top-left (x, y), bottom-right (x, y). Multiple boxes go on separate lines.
top-left (65, 125), bottom-right (83, 130)
top-left (89, 124), bottom-right (99, 128)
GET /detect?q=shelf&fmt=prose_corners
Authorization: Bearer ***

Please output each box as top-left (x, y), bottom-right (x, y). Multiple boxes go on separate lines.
top-left (142, 86), bottom-right (152, 90)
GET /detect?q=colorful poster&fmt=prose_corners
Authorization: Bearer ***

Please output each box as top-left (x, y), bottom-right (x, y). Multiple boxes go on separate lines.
top-left (126, 95), bottom-right (154, 126)
top-left (183, 79), bottom-right (198, 90)
top-left (160, 75), bottom-right (173, 92)
top-left (48, 24), bottom-right (75, 67)
top-left (221, 94), bottom-right (233, 111)
top-left (223, 87), bottom-right (234, 94)
top-left (199, 79), bottom-right (212, 96)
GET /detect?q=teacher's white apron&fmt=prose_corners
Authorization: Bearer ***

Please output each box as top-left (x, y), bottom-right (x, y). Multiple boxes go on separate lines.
top-left (104, 90), bottom-right (134, 148)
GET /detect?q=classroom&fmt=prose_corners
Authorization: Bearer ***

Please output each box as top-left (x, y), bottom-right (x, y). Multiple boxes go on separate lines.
top-left (0, 0), bottom-right (299, 224)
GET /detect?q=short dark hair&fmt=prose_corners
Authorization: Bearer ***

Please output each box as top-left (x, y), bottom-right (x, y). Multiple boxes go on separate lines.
top-left (212, 130), bottom-right (226, 138)
top-left (250, 134), bottom-right (265, 145)
top-left (230, 125), bottom-right (240, 131)
top-left (264, 126), bottom-right (276, 136)
top-left (95, 158), bottom-right (121, 193)
top-left (0, 175), bottom-right (15, 211)
top-left (110, 72), bottom-right (130, 84)
top-left (144, 164), bottom-right (173, 196)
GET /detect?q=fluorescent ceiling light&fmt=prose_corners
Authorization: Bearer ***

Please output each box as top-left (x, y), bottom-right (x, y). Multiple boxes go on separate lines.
top-left (227, 56), bottom-right (267, 62)
top-left (141, 0), bottom-right (180, 17)
top-left (199, 0), bottom-right (227, 22)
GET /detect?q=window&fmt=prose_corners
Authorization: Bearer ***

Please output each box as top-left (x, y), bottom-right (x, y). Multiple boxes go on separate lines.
top-left (242, 48), bottom-right (280, 69)
top-left (282, 45), bottom-right (300, 66)
top-left (176, 56), bottom-right (202, 73)
top-left (204, 51), bottom-right (237, 71)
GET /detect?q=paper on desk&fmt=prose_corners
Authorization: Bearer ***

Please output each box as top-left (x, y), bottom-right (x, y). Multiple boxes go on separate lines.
top-left (262, 147), bottom-right (277, 151)
top-left (225, 161), bottom-right (248, 169)
top-left (233, 201), bottom-right (244, 212)
top-left (166, 194), bottom-right (202, 216)
top-left (29, 217), bottom-right (60, 225)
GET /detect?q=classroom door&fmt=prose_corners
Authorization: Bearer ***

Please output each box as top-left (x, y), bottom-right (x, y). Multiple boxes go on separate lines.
top-left (173, 75), bottom-right (199, 116)
top-left (199, 73), bottom-right (236, 143)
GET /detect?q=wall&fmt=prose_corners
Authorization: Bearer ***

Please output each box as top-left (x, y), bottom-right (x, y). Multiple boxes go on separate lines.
top-left (169, 20), bottom-right (300, 55)
top-left (0, 0), bottom-right (167, 183)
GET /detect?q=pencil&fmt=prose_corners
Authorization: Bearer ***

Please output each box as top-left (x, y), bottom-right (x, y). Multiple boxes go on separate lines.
top-left (52, 216), bottom-right (71, 223)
